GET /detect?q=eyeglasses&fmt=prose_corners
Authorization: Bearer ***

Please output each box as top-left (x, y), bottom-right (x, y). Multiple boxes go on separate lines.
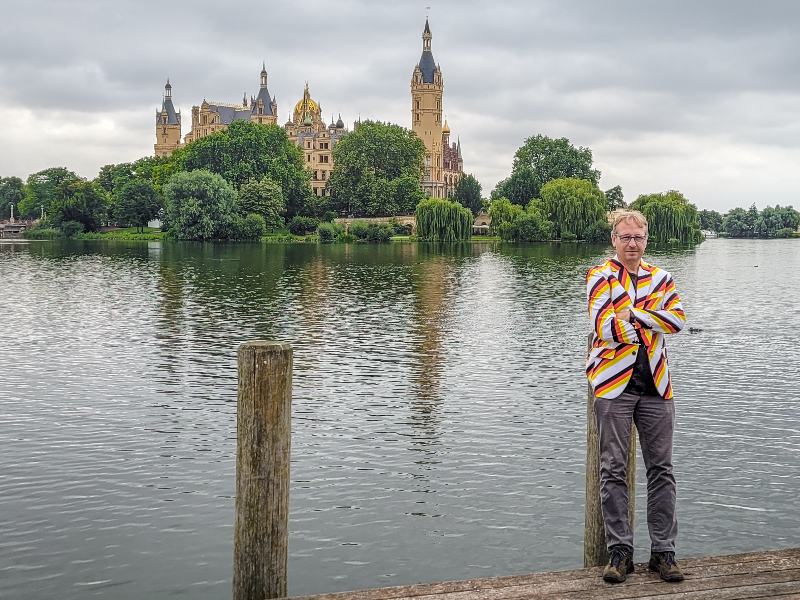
top-left (613, 234), bottom-right (648, 244)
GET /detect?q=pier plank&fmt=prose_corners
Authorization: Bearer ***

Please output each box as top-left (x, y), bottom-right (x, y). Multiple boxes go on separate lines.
top-left (290, 548), bottom-right (800, 600)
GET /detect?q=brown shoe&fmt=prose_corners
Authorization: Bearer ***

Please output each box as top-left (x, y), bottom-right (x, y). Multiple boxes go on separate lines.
top-left (603, 545), bottom-right (634, 583)
top-left (648, 551), bottom-right (685, 582)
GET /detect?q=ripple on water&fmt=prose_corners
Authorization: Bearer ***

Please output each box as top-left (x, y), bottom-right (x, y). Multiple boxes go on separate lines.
top-left (0, 238), bottom-right (798, 599)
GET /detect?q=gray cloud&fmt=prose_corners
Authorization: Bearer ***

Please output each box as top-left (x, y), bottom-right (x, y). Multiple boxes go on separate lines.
top-left (2, 0), bottom-right (800, 211)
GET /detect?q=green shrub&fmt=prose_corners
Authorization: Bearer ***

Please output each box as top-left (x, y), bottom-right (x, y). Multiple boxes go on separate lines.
top-left (237, 213), bottom-right (267, 240)
top-left (561, 231), bottom-right (578, 242)
top-left (516, 211), bottom-right (554, 241)
top-left (348, 220), bottom-right (369, 239)
top-left (583, 220), bottom-right (612, 244)
top-left (321, 211), bottom-right (338, 223)
top-left (60, 220), bottom-right (85, 237)
top-left (23, 228), bottom-right (62, 239)
top-left (347, 220), bottom-right (392, 242)
top-left (364, 222), bottom-right (393, 242)
top-left (288, 216), bottom-right (319, 235)
top-left (776, 227), bottom-right (794, 238)
top-left (317, 221), bottom-right (345, 243)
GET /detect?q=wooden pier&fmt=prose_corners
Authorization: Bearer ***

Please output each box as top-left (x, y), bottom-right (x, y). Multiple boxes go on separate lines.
top-left (290, 547), bottom-right (800, 600)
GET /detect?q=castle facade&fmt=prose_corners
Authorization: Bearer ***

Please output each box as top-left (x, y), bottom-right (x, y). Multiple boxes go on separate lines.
top-left (155, 19), bottom-right (462, 199)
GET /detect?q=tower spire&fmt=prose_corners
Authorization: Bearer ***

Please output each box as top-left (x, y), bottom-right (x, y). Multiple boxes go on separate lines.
top-left (423, 18), bottom-right (432, 52)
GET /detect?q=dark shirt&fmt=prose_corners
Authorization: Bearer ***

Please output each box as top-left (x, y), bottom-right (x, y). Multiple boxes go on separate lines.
top-left (624, 271), bottom-right (661, 397)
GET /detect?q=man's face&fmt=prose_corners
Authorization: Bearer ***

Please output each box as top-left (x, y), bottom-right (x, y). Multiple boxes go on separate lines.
top-left (611, 219), bottom-right (648, 266)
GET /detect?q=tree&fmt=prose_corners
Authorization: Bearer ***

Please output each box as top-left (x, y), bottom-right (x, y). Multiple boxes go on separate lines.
top-left (498, 201), bottom-right (555, 242)
top-left (238, 177), bottom-right (285, 231)
top-left (722, 204), bottom-right (800, 237)
top-left (162, 170), bottom-right (239, 241)
top-left (414, 198), bottom-right (473, 241)
top-left (180, 120), bottom-right (311, 218)
top-left (492, 135), bottom-right (600, 206)
top-left (0, 177), bottom-right (25, 219)
top-left (450, 174), bottom-right (483, 216)
top-left (488, 197), bottom-right (523, 234)
top-left (327, 120), bottom-right (426, 217)
top-left (583, 219), bottom-right (613, 244)
top-left (19, 167), bottom-right (80, 218)
top-left (721, 207), bottom-right (749, 237)
top-left (604, 185), bottom-right (626, 211)
top-left (50, 181), bottom-right (110, 232)
top-left (114, 180), bottom-right (162, 232)
top-left (630, 190), bottom-right (703, 243)
top-left (698, 209), bottom-right (723, 232)
top-left (538, 177), bottom-right (606, 239)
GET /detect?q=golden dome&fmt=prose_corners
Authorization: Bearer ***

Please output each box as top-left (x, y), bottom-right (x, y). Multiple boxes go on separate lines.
top-left (442, 119), bottom-right (450, 134)
top-left (294, 96), bottom-right (320, 115)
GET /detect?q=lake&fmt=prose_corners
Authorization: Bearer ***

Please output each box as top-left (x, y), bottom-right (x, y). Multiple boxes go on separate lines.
top-left (1, 238), bottom-right (798, 599)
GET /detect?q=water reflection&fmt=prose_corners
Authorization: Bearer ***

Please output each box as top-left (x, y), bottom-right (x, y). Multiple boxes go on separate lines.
top-left (1, 238), bottom-right (799, 600)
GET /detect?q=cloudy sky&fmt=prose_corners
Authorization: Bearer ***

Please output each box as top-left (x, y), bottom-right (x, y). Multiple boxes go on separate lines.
top-left (2, 0), bottom-right (799, 211)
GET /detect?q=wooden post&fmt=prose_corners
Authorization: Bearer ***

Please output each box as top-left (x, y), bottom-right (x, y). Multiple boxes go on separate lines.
top-left (584, 333), bottom-right (636, 568)
top-left (234, 342), bottom-right (292, 600)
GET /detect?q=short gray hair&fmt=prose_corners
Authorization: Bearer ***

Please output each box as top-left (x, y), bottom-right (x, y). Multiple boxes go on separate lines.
top-left (611, 209), bottom-right (648, 234)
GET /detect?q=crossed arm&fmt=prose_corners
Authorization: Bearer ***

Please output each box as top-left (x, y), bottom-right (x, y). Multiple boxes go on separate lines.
top-left (587, 270), bottom-right (686, 344)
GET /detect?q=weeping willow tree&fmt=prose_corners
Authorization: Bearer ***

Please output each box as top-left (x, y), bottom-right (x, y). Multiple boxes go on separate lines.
top-left (629, 190), bottom-right (703, 243)
top-left (415, 198), bottom-right (473, 241)
top-left (538, 177), bottom-right (606, 239)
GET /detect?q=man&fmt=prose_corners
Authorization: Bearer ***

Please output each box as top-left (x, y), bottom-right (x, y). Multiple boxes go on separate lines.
top-left (586, 210), bottom-right (686, 583)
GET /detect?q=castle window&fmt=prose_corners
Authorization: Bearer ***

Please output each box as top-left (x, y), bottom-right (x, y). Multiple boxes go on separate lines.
top-left (307, 155), bottom-right (311, 162)
top-left (313, 171), bottom-right (318, 180)
top-left (321, 171), bottom-right (326, 180)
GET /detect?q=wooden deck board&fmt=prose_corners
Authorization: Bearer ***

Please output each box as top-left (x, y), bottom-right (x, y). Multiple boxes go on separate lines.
top-left (290, 548), bottom-right (800, 600)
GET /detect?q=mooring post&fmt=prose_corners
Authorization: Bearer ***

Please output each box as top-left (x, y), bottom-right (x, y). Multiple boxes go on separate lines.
top-left (233, 341), bottom-right (292, 600)
top-left (584, 333), bottom-right (636, 568)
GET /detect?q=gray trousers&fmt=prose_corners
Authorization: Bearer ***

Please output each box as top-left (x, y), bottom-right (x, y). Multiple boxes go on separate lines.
top-left (594, 391), bottom-right (677, 552)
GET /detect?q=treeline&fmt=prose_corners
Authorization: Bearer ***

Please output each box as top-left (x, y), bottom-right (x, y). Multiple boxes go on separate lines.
top-left (486, 135), bottom-right (703, 243)
top-left (699, 205), bottom-right (799, 238)
top-left (3, 119), bottom-right (488, 242)
top-left (5, 121), bottom-right (317, 240)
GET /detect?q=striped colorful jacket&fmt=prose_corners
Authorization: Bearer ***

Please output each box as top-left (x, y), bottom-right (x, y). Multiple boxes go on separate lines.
top-left (586, 257), bottom-right (686, 399)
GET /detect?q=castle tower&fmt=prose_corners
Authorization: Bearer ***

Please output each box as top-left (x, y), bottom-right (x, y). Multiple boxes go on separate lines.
top-left (155, 79), bottom-right (183, 157)
top-left (411, 18), bottom-right (445, 198)
top-left (250, 62), bottom-right (278, 125)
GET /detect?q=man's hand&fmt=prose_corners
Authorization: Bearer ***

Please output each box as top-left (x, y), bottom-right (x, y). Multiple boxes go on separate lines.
top-left (616, 309), bottom-right (632, 323)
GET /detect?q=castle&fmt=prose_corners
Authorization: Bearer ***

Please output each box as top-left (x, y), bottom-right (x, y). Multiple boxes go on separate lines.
top-left (155, 19), bottom-right (462, 199)
top-left (411, 19), bottom-right (463, 198)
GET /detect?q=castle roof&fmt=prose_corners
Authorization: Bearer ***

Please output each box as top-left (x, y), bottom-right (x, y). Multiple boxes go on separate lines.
top-left (418, 51), bottom-right (437, 83)
top-left (418, 18), bottom-right (438, 83)
top-left (161, 96), bottom-right (179, 125)
top-left (253, 63), bottom-right (275, 116)
top-left (253, 86), bottom-right (275, 115)
top-left (207, 103), bottom-right (251, 124)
